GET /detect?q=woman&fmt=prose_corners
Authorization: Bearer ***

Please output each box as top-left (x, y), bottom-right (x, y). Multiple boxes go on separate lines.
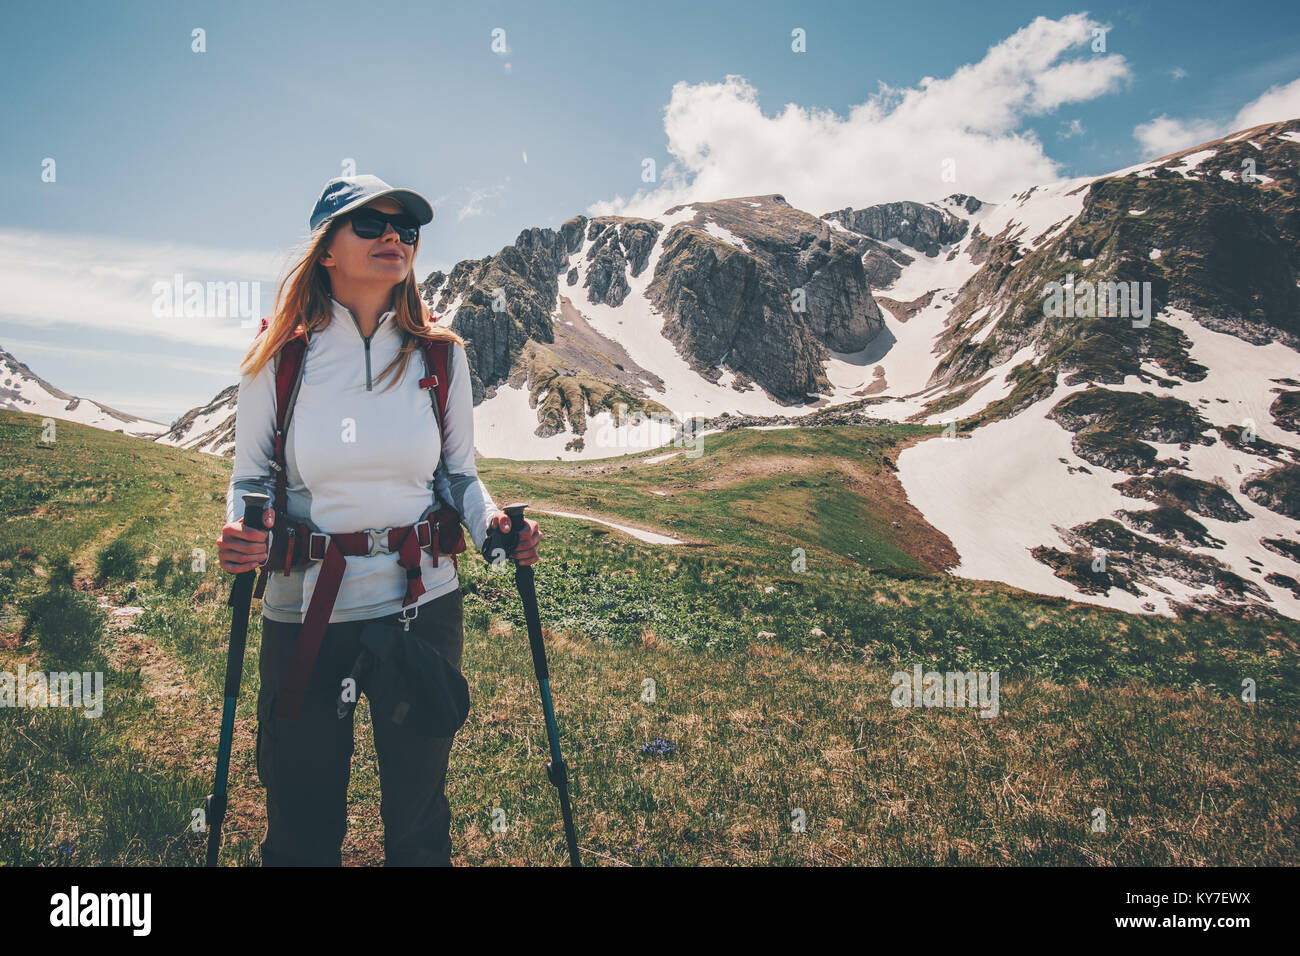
top-left (216, 173), bottom-right (541, 866)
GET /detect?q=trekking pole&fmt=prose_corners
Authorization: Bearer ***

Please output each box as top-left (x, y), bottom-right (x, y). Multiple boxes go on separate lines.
top-left (206, 491), bottom-right (270, 866)
top-left (484, 502), bottom-right (581, 867)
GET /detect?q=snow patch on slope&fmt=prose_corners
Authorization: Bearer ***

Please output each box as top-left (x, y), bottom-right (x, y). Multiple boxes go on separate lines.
top-left (154, 403), bottom-right (234, 455)
top-left (532, 508), bottom-right (681, 544)
top-left (700, 220), bottom-right (751, 251)
top-left (475, 381), bottom-right (681, 461)
top-left (900, 386), bottom-right (1173, 614)
top-left (923, 345), bottom-right (1037, 425)
top-left (896, 307), bottom-right (1300, 619)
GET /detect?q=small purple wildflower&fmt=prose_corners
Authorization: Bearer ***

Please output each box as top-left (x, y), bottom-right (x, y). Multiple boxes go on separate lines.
top-left (638, 737), bottom-right (678, 757)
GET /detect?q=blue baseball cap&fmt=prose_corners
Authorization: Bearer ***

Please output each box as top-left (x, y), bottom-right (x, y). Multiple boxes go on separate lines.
top-left (308, 173), bottom-right (435, 231)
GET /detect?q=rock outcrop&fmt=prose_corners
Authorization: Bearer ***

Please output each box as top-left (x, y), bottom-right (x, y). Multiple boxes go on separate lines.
top-left (823, 196), bottom-right (974, 256)
top-left (647, 195), bottom-right (884, 404)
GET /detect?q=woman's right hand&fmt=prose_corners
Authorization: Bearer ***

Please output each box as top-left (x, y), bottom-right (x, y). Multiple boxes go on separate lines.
top-left (217, 507), bottom-right (276, 574)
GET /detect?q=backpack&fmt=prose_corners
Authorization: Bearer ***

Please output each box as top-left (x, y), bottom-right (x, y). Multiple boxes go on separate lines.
top-left (250, 313), bottom-right (468, 600)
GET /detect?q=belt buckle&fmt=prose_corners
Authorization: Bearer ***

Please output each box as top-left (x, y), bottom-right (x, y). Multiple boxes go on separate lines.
top-left (308, 532), bottom-right (329, 561)
top-left (366, 526), bottom-right (394, 556)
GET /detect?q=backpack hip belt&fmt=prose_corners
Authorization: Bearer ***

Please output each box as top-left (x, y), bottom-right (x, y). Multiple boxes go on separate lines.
top-left (261, 513), bottom-right (461, 577)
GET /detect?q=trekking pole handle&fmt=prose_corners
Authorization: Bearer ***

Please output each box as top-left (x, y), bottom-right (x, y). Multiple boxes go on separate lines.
top-left (240, 491), bottom-right (273, 577)
top-left (242, 492), bottom-right (271, 533)
top-left (226, 492), bottom-right (271, 611)
top-left (481, 501), bottom-right (528, 565)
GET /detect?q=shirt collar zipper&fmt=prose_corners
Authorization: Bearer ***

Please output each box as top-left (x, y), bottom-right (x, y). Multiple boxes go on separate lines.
top-left (338, 302), bottom-right (391, 391)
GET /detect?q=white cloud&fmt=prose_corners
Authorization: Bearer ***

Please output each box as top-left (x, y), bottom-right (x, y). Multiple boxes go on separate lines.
top-left (589, 13), bottom-right (1130, 217)
top-left (1058, 118), bottom-right (1086, 139)
top-left (1133, 76), bottom-right (1300, 158)
top-left (1169, 67), bottom-right (1188, 80)
top-left (1030, 56), bottom-right (1128, 112)
top-left (1132, 115), bottom-right (1222, 158)
top-left (0, 227), bottom-right (289, 348)
top-left (457, 179), bottom-right (510, 221)
top-left (1234, 76), bottom-right (1300, 129)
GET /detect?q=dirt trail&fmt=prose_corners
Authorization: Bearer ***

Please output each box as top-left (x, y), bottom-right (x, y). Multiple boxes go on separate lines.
top-left (91, 582), bottom-right (271, 862)
top-left (93, 580), bottom-right (391, 866)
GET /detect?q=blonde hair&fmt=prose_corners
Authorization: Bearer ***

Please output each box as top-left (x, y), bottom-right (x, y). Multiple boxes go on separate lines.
top-left (239, 212), bottom-right (465, 392)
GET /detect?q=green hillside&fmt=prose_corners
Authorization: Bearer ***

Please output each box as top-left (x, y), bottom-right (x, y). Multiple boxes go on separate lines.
top-left (1, 408), bottom-right (1297, 865)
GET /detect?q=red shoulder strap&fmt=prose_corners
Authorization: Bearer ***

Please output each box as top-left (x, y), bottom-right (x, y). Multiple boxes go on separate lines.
top-left (252, 319), bottom-right (306, 598)
top-left (432, 340), bottom-right (451, 429)
top-left (268, 333), bottom-right (308, 519)
top-left (419, 339), bottom-right (452, 446)
top-left (273, 340), bottom-right (307, 437)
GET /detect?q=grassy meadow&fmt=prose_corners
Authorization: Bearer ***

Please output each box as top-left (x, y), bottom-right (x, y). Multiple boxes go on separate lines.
top-left (1, 408), bottom-right (1297, 865)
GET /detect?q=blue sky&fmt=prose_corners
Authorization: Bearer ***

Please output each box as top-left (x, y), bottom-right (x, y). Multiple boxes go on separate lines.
top-left (2, 0), bottom-right (1298, 423)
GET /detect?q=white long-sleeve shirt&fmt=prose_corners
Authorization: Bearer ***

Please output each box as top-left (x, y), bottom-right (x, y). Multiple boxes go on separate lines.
top-left (226, 296), bottom-right (498, 623)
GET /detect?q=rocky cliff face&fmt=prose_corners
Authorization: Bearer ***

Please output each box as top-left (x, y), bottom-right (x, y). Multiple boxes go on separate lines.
top-left (645, 195), bottom-right (883, 403)
top-left (421, 216), bottom-right (674, 441)
top-left (421, 226), bottom-right (574, 404)
top-left (420, 194), bottom-right (887, 416)
top-left (824, 195), bottom-right (980, 255)
top-left (577, 218), bottom-right (660, 306)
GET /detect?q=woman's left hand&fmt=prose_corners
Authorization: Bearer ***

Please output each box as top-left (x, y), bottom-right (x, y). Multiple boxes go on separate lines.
top-left (490, 511), bottom-right (542, 566)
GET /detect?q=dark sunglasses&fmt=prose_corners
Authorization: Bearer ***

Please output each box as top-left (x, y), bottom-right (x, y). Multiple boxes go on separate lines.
top-left (347, 210), bottom-right (420, 245)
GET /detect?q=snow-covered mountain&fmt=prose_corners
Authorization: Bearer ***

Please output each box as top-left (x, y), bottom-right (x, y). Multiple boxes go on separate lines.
top-left (0, 346), bottom-right (169, 439)
top-left (152, 385), bottom-right (237, 456)
top-left (421, 194), bottom-right (894, 458)
top-left (885, 119), bottom-right (1300, 621)
top-left (157, 117), bottom-right (1300, 620)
